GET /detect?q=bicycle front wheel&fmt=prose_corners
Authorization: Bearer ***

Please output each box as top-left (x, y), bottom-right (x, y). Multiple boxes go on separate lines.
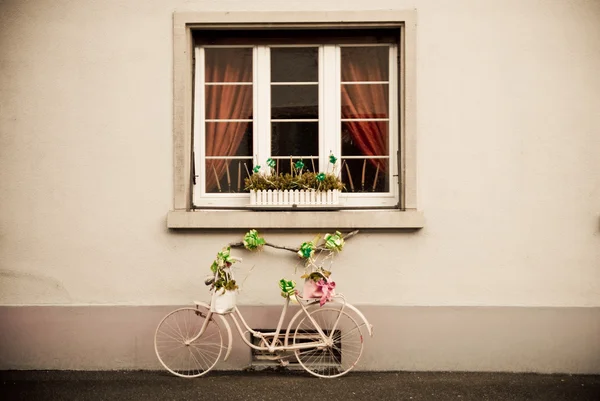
top-left (154, 307), bottom-right (223, 378)
top-left (293, 308), bottom-right (364, 378)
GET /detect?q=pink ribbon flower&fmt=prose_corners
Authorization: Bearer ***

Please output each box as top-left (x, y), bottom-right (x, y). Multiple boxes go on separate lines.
top-left (316, 279), bottom-right (336, 307)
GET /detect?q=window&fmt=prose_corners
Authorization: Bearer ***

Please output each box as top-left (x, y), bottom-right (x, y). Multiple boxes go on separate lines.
top-left (194, 30), bottom-right (398, 207)
top-left (169, 11), bottom-right (423, 228)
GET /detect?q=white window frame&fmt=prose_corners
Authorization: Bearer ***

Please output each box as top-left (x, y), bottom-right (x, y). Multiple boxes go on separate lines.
top-left (193, 43), bottom-right (398, 207)
top-left (168, 11), bottom-right (423, 229)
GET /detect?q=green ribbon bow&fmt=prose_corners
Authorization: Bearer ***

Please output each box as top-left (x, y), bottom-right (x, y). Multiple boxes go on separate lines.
top-left (252, 165), bottom-right (261, 174)
top-left (211, 246), bottom-right (234, 273)
top-left (279, 279), bottom-right (296, 298)
top-left (294, 159), bottom-right (305, 170)
top-left (324, 231), bottom-right (345, 252)
top-left (243, 229), bottom-right (266, 251)
top-left (266, 158), bottom-right (276, 168)
top-left (297, 241), bottom-right (315, 259)
top-left (329, 154), bottom-right (338, 165)
top-left (316, 173), bottom-right (326, 182)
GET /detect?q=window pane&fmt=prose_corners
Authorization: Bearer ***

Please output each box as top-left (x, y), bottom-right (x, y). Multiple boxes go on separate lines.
top-left (205, 158), bottom-right (253, 193)
top-left (341, 121), bottom-right (388, 156)
top-left (273, 157), bottom-right (319, 176)
top-left (205, 85), bottom-right (253, 120)
top-left (271, 85), bottom-right (318, 119)
top-left (271, 122), bottom-right (318, 156)
top-left (341, 158), bottom-right (389, 193)
top-left (205, 48), bottom-right (252, 82)
top-left (341, 46), bottom-right (389, 82)
top-left (341, 83), bottom-right (388, 119)
top-left (205, 122), bottom-right (253, 156)
top-left (271, 47), bottom-right (318, 82)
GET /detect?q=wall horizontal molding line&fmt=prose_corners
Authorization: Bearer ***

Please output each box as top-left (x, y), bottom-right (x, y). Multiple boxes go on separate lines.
top-left (1, 305), bottom-right (599, 373)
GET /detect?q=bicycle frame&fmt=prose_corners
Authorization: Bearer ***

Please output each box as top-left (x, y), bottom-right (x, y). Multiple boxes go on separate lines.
top-left (191, 294), bottom-right (360, 356)
top-left (235, 294), bottom-right (339, 352)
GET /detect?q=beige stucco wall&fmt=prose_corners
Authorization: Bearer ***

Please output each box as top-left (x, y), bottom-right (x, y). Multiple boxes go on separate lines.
top-left (1, 0), bottom-right (599, 308)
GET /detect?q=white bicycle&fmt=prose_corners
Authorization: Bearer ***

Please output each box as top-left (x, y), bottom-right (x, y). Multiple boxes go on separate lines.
top-left (154, 230), bottom-right (372, 379)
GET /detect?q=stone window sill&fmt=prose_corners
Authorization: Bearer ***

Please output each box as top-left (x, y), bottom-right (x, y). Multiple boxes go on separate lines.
top-left (167, 209), bottom-right (424, 229)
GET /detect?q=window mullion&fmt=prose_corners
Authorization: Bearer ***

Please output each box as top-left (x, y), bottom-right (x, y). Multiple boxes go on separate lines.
top-left (318, 46), bottom-right (325, 173)
top-left (252, 46), bottom-right (259, 171)
top-left (256, 45), bottom-right (271, 170)
top-left (333, 45), bottom-right (342, 171)
top-left (321, 44), bottom-right (339, 173)
top-left (193, 46), bottom-right (206, 204)
top-left (389, 45), bottom-right (399, 200)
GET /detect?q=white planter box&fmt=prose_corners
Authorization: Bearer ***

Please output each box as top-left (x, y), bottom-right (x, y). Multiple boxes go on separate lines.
top-left (250, 189), bottom-right (340, 206)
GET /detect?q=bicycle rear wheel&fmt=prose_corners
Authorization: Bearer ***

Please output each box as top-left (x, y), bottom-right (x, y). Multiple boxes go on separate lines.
top-left (154, 307), bottom-right (223, 378)
top-left (293, 308), bottom-right (363, 378)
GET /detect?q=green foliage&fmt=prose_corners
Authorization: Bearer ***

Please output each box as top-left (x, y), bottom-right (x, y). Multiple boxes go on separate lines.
top-left (208, 247), bottom-right (240, 293)
top-left (211, 265), bottom-right (239, 292)
top-left (210, 246), bottom-right (235, 273)
top-left (301, 270), bottom-right (331, 282)
top-left (245, 171), bottom-right (344, 192)
top-left (214, 278), bottom-right (239, 292)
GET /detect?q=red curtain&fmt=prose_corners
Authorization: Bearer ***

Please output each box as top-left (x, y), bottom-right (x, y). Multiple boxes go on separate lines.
top-left (340, 49), bottom-right (389, 170)
top-left (204, 49), bottom-right (253, 192)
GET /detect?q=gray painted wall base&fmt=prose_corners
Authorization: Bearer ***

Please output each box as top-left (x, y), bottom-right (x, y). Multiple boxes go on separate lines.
top-left (1, 305), bottom-right (599, 373)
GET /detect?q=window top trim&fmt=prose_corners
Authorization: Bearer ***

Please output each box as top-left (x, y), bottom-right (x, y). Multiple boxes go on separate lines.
top-left (194, 28), bottom-right (399, 46)
top-left (174, 10), bottom-right (416, 27)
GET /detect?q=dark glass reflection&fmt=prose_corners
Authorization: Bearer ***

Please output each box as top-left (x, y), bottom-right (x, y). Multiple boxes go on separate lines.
top-left (271, 122), bottom-right (319, 156)
top-left (271, 47), bottom-right (318, 82)
top-left (341, 158), bottom-right (389, 193)
top-left (271, 85), bottom-right (318, 119)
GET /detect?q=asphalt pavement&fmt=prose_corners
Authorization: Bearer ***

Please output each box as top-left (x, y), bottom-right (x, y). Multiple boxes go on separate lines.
top-left (1, 370), bottom-right (599, 401)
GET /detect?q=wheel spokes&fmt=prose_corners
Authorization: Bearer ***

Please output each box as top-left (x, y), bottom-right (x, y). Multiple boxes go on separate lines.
top-left (293, 308), bottom-right (363, 378)
top-left (155, 308), bottom-right (223, 378)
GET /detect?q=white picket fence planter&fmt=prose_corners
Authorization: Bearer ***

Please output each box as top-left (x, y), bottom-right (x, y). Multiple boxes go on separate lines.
top-left (250, 189), bottom-right (340, 206)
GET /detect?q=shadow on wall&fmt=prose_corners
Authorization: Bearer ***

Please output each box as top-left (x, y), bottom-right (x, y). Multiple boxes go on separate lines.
top-left (0, 270), bottom-right (72, 303)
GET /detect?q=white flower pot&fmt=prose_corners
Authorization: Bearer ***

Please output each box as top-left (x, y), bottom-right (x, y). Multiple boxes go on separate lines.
top-left (210, 289), bottom-right (236, 314)
top-left (250, 189), bottom-right (340, 206)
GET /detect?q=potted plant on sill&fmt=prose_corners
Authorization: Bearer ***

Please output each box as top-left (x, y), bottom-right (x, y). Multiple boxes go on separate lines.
top-left (244, 154), bottom-right (344, 206)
